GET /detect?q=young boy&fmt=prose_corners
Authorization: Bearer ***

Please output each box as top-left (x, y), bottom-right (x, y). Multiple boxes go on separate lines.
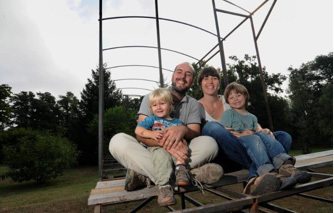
top-left (222, 82), bottom-right (311, 193)
top-left (135, 88), bottom-right (191, 207)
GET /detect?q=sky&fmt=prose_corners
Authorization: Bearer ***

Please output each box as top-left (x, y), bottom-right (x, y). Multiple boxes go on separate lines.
top-left (0, 0), bottom-right (333, 99)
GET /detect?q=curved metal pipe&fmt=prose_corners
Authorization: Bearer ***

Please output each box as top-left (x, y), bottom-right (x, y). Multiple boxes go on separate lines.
top-left (103, 45), bottom-right (199, 61)
top-left (105, 64), bottom-right (173, 73)
top-left (102, 16), bottom-right (220, 38)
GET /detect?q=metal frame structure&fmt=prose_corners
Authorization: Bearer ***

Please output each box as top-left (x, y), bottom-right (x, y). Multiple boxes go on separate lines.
top-left (98, 0), bottom-right (279, 180)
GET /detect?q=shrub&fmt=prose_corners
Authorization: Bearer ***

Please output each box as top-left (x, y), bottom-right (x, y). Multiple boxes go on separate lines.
top-left (3, 129), bottom-right (78, 183)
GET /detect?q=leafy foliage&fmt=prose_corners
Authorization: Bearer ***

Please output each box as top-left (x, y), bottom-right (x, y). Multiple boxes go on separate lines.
top-left (11, 91), bottom-right (62, 133)
top-left (78, 65), bottom-right (123, 164)
top-left (288, 52), bottom-right (333, 152)
top-left (89, 105), bottom-right (137, 155)
top-left (2, 128), bottom-right (78, 183)
top-left (0, 84), bottom-right (12, 130)
top-left (80, 65), bottom-right (122, 123)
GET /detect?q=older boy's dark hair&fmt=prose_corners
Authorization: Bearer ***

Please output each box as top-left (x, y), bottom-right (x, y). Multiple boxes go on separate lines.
top-left (197, 66), bottom-right (221, 86)
top-left (224, 82), bottom-right (250, 107)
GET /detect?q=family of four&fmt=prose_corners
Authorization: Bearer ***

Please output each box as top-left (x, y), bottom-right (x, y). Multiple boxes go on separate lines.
top-left (109, 62), bottom-right (311, 207)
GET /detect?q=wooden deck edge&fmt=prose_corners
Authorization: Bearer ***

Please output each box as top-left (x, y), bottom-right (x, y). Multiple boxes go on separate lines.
top-left (88, 150), bottom-right (333, 207)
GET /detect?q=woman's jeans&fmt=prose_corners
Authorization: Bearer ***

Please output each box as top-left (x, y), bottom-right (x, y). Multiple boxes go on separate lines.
top-left (202, 121), bottom-right (292, 178)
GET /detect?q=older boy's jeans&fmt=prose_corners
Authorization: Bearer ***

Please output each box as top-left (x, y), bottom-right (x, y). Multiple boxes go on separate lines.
top-left (202, 121), bottom-right (292, 178)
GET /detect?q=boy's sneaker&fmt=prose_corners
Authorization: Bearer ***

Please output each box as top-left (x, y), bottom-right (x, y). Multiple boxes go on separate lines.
top-left (190, 163), bottom-right (224, 184)
top-left (124, 169), bottom-right (151, 191)
top-left (158, 185), bottom-right (176, 207)
top-left (279, 160), bottom-right (311, 184)
top-left (175, 164), bottom-right (190, 186)
top-left (243, 173), bottom-right (281, 196)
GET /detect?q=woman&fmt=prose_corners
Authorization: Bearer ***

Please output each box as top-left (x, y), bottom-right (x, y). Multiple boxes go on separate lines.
top-left (197, 67), bottom-right (310, 195)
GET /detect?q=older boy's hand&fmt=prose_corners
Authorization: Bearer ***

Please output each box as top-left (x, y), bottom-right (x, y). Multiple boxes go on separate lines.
top-left (261, 128), bottom-right (275, 138)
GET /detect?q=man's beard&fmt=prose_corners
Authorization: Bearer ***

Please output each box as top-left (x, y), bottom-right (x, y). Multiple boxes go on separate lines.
top-left (172, 82), bottom-right (190, 95)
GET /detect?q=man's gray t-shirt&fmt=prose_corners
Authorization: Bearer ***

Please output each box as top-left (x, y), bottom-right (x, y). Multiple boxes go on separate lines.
top-left (138, 93), bottom-right (201, 125)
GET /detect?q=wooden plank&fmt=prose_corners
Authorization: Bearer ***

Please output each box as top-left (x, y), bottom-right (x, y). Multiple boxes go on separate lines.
top-left (88, 150), bottom-right (333, 208)
top-left (93, 205), bottom-right (101, 213)
top-left (90, 185), bottom-right (126, 196)
top-left (88, 186), bottom-right (159, 205)
top-left (294, 150), bottom-right (332, 161)
top-left (88, 170), bottom-right (249, 206)
top-left (295, 151), bottom-right (333, 169)
top-left (95, 179), bottom-right (125, 189)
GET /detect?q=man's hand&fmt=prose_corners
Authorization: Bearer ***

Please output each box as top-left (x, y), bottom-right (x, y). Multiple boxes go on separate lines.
top-left (165, 139), bottom-right (189, 164)
top-left (160, 125), bottom-right (188, 150)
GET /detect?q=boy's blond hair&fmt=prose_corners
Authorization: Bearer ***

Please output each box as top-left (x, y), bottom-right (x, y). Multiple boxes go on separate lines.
top-left (149, 88), bottom-right (173, 114)
top-left (224, 82), bottom-right (250, 107)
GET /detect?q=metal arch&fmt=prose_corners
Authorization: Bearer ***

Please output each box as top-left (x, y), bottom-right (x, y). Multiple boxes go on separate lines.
top-left (103, 45), bottom-right (200, 62)
top-left (122, 94), bottom-right (144, 98)
top-left (118, 87), bottom-right (153, 92)
top-left (102, 16), bottom-right (220, 39)
top-left (105, 64), bottom-right (173, 73)
top-left (114, 78), bottom-right (160, 84)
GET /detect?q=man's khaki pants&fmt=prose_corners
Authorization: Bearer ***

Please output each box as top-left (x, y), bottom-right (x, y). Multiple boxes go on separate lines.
top-left (109, 133), bottom-right (218, 184)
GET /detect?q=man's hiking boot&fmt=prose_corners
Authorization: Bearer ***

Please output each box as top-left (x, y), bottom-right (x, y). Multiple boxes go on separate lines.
top-left (279, 160), bottom-right (312, 184)
top-left (243, 173), bottom-right (281, 196)
top-left (190, 163), bottom-right (223, 184)
top-left (124, 169), bottom-right (151, 191)
top-left (175, 164), bottom-right (191, 186)
top-left (158, 185), bottom-right (176, 207)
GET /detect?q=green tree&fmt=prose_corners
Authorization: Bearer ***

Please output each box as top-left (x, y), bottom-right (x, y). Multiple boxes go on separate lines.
top-left (78, 65), bottom-right (122, 165)
top-left (33, 92), bottom-right (61, 131)
top-left (89, 105), bottom-right (137, 156)
top-left (187, 61), bottom-right (207, 100)
top-left (80, 65), bottom-right (122, 122)
top-left (0, 84), bottom-right (13, 130)
top-left (11, 91), bottom-right (61, 133)
top-left (11, 91), bottom-right (36, 129)
top-left (57, 92), bottom-right (81, 136)
top-left (288, 52), bottom-right (333, 152)
top-left (121, 95), bottom-right (141, 111)
top-left (2, 128), bottom-right (78, 183)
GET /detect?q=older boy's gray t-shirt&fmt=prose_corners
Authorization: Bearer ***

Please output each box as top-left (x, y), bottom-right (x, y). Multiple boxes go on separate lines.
top-left (138, 93), bottom-right (201, 125)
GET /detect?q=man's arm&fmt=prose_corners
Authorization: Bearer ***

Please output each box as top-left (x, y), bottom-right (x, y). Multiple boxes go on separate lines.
top-left (184, 123), bottom-right (200, 140)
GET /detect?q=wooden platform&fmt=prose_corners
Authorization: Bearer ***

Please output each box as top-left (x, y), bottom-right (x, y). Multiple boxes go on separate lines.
top-left (88, 150), bottom-right (333, 212)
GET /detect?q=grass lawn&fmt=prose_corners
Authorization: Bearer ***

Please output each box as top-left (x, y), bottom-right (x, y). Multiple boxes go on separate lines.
top-left (0, 166), bottom-right (97, 213)
top-left (0, 149), bottom-right (332, 212)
